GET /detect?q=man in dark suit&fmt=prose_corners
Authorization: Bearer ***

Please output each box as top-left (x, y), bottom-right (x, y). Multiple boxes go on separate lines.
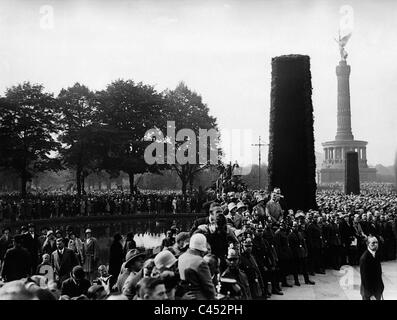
top-left (306, 217), bottom-right (326, 274)
top-left (328, 215), bottom-right (342, 270)
top-left (23, 223), bottom-right (40, 274)
top-left (288, 221), bottom-right (315, 286)
top-left (189, 203), bottom-right (222, 235)
top-left (52, 238), bottom-right (79, 284)
top-left (359, 236), bottom-right (384, 300)
top-left (1, 235), bottom-right (32, 282)
top-left (61, 265), bottom-right (91, 298)
top-left (340, 215), bottom-right (355, 265)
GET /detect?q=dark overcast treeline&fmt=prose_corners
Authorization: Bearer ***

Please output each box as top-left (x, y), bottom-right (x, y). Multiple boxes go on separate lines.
top-left (0, 80), bottom-right (219, 197)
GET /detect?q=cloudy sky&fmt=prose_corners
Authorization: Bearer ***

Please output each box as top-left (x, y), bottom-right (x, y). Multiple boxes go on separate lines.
top-left (0, 0), bottom-right (396, 166)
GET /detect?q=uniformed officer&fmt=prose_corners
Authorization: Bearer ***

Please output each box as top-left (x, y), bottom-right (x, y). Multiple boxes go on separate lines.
top-left (288, 221), bottom-right (315, 286)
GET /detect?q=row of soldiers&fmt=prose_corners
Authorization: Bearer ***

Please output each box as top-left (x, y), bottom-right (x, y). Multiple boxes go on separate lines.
top-left (186, 187), bottom-right (397, 299)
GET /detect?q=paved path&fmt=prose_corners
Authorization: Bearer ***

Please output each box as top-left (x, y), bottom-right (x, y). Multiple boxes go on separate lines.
top-left (270, 260), bottom-right (397, 300)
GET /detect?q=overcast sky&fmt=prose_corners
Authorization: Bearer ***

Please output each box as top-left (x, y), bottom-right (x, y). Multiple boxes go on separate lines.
top-left (0, 0), bottom-right (396, 167)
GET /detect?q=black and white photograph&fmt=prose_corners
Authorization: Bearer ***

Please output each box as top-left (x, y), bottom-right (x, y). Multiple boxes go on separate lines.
top-left (0, 0), bottom-right (396, 308)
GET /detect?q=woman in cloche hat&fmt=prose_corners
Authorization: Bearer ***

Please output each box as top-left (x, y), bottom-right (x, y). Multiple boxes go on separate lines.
top-left (82, 228), bottom-right (100, 282)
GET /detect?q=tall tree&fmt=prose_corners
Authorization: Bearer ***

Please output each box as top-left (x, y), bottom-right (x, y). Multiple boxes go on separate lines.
top-left (57, 83), bottom-right (98, 197)
top-left (95, 79), bottom-right (165, 193)
top-left (164, 82), bottom-right (220, 198)
top-left (0, 82), bottom-right (61, 197)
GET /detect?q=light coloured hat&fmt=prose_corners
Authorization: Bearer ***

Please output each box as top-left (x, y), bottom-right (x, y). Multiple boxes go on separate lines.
top-left (154, 250), bottom-right (177, 270)
top-left (227, 248), bottom-right (239, 259)
top-left (234, 229), bottom-right (245, 238)
top-left (85, 228), bottom-right (92, 234)
top-left (236, 202), bottom-right (247, 210)
top-left (189, 233), bottom-right (208, 252)
top-left (228, 202), bottom-right (237, 212)
top-left (295, 212), bottom-right (305, 218)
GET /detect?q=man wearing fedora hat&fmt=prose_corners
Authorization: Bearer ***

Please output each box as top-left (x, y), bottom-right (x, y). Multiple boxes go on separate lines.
top-left (116, 249), bottom-right (146, 297)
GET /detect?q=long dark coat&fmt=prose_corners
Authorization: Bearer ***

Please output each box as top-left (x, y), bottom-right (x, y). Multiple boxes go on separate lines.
top-left (359, 250), bottom-right (384, 298)
top-left (239, 252), bottom-right (264, 298)
top-left (274, 229), bottom-right (293, 261)
top-left (288, 230), bottom-right (308, 259)
top-left (1, 247), bottom-right (32, 281)
top-left (109, 240), bottom-right (124, 278)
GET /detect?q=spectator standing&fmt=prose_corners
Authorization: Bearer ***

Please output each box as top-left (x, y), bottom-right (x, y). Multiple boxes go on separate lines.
top-left (108, 233), bottom-right (124, 289)
top-left (68, 232), bottom-right (84, 264)
top-left (359, 236), bottom-right (384, 300)
top-left (178, 233), bottom-right (216, 300)
top-left (1, 235), bottom-right (32, 282)
top-left (82, 229), bottom-right (99, 282)
top-left (23, 223), bottom-right (40, 274)
top-left (42, 231), bottom-right (57, 255)
top-left (52, 238), bottom-right (79, 284)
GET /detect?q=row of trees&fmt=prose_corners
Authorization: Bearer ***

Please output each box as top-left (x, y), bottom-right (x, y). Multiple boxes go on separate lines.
top-left (0, 80), bottom-right (219, 197)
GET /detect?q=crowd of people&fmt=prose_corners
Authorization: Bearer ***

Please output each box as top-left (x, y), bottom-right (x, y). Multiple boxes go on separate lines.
top-left (0, 183), bottom-right (396, 300)
top-left (0, 190), bottom-right (207, 221)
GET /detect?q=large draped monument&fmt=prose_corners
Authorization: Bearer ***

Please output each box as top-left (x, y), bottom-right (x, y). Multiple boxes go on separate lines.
top-left (268, 55), bottom-right (317, 211)
top-left (320, 32), bottom-right (377, 183)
